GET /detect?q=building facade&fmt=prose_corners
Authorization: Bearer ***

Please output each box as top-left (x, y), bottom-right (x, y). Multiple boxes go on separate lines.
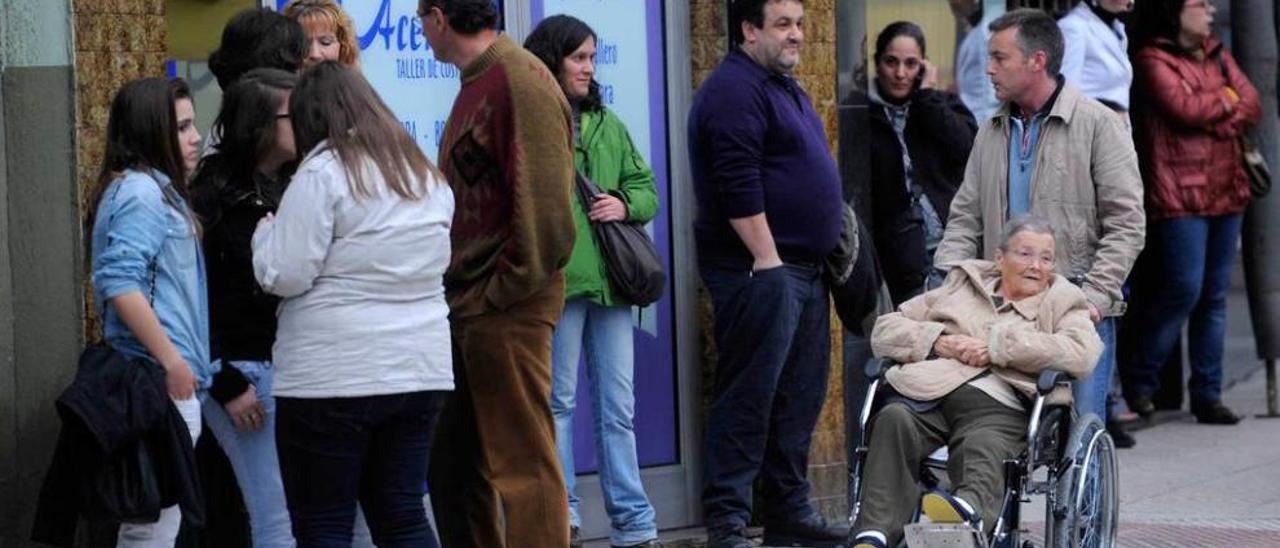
top-left (1, 0), bottom-right (1098, 544)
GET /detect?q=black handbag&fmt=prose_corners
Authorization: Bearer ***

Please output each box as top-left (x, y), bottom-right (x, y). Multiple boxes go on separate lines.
top-left (1239, 135), bottom-right (1272, 198)
top-left (824, 201), bottom-right (884, 332)
top-left (574, 171), bottom-right (666, 306)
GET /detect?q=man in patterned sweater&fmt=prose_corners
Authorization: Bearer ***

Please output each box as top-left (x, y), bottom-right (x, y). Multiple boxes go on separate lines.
top-left (419, 1), bottom-right (575, 546)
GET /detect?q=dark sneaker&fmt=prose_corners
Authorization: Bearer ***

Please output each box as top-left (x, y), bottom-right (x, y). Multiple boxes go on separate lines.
top-left (1106, 419), bottom-right (1136, 449)
top-left (1192, 400), bottom-right (1241, 425)
top-left (1127, 395), bottom-right (1156, 419)
top-left (613, 540), bottom-right (662, 548)
top-left (762, 513), bottom-right (850, 547)
top-left (570, 526), bottom-right (583, 548)
top-left (707, 527), bottom-right (753, 548)
top-left (851, 530), bottom-right (887, 548)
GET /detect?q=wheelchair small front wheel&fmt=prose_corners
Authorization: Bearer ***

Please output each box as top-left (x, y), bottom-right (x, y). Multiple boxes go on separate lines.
top-left (1050, 413), bottom-right (1119, 548)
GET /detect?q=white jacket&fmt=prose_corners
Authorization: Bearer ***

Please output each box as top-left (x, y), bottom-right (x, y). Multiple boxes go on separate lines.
top-left (1058, 2), bottom-right (1133, 111)
top-left (253, 144), bottom-right (455, 398)
top-left (956, 13), bottom-right (1001, 123)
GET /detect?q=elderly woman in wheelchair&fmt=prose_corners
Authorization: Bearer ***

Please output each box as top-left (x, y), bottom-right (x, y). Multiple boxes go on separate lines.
top-left (850, 216), bottom-right (1106, 548)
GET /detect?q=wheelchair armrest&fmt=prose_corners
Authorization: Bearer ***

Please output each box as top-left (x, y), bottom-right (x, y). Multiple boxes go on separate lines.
top-left (865, 357), bottom-right (894, 380)
top-left (1036, 370), bottom-right (1069, 395)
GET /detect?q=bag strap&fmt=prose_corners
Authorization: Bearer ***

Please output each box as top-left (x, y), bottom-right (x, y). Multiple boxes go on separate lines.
top-left (573, 171), bottom-right (599, 218)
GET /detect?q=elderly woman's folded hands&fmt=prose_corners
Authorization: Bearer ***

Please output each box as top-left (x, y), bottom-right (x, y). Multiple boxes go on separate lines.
top-left (934, 334), bottom-right (991, 368)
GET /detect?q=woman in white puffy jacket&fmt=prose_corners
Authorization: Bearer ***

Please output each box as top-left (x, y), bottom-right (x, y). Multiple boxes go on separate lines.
top-left (251, 61), bottom-right (454, 546)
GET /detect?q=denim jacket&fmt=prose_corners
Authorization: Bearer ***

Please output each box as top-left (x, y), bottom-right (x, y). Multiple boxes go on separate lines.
top-left (92, 168), bottom-right (214, 389)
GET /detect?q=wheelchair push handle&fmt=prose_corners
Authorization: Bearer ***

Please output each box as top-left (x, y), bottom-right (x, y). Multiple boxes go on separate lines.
top-left (865, 357), bottom-right (893, 380)
top-left (1036, 370), bottom-right (1071, 395)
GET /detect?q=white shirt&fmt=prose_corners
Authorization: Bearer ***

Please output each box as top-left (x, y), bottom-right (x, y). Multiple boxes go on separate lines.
top-left (252, 144), bottom-right (455, 398)
top-left (956, 14), bottom-right (1001, 124)
top-left (1058, 3), bottom-right (1133, 111)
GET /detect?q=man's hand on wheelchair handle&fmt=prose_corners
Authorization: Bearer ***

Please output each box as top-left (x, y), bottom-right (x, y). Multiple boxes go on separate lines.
top-left (934, 334), bottom-right (991, 368)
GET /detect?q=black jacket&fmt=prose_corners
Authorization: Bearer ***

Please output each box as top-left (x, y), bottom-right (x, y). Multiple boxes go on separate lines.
top-left (868, 86), bottom-right (976, 303)
top-left (191, 160), bottom-right (286, 403)
top-left (32, 345), bottom-right (204, 547)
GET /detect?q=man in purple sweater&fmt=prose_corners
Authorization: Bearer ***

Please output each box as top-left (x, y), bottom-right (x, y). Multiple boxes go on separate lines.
top-left (687, 1), bottom-right (845, 547)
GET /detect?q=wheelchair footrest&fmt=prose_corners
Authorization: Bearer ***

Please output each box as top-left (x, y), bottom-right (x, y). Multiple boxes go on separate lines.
top-left (902, 523), bottom-right (988, 548)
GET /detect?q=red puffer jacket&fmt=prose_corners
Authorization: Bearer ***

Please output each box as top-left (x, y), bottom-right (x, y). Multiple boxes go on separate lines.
top-left (1132, 38), bottom-right (1261, 220)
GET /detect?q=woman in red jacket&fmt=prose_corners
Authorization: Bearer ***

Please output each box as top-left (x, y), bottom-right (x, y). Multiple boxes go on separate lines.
top-left (1122, 0), bottom-right (1261, 425)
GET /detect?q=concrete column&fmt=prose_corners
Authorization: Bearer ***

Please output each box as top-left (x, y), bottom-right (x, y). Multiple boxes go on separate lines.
top-left (0, 0), bottom-right (82, 543)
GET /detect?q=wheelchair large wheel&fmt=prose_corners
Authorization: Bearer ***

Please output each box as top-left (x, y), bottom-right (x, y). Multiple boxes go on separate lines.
top-left (1049, 413), bottom-right (1118, 548)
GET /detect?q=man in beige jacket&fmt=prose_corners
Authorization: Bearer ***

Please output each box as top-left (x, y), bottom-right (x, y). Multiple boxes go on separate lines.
top-left (933, 9), bottom-right (1143, 441)
top-left (851, 216), bottom-right (1103, 548)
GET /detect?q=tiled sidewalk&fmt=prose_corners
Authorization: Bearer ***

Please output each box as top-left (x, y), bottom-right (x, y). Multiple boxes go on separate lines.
top-left (1107, 368), bottom-right (1280, 548)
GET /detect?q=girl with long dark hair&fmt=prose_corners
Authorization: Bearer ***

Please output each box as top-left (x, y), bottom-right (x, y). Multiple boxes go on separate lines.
top-left (524, 15), bottom-right (661, 548)
top-left (251, 61), bottom-right (453, 546)
top-left (88, 76), bottom-right (207, 546)
top-left (190, 68), bottom-right (298, 548)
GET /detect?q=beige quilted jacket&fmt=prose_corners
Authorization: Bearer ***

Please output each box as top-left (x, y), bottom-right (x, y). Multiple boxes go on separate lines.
top-left (871, 260), bottom-right (1104, 405)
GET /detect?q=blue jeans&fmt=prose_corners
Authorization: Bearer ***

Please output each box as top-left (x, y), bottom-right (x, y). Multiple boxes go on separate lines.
top-left (551, 299), bottom-right (658, 546)
top-left (1122, 214), bottom-right (1241, 404)
top-left (700, 263), bottom-right (831, 533)
top-left (1072, 319), bottom-right (1116, 421)
top-left (203, 360), bottom-right (295, 548)
top-left (276, 391), bottom-right (445, 548)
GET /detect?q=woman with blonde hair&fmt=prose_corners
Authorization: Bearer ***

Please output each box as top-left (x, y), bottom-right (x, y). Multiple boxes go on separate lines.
top-left (283, 0), bottom-right (360, 68)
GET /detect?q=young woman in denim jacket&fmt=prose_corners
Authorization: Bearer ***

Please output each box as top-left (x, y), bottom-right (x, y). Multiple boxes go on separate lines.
top-left (524, 15), bottom-right (661, 548)
top-left (189, 68), bottom-right (297, 548)
top-left (87, 77), bottom-right (207, 547)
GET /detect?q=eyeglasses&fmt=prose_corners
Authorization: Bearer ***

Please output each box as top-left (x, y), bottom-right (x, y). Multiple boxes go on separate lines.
top-left (1007, 248), bottom-right (1054, 267)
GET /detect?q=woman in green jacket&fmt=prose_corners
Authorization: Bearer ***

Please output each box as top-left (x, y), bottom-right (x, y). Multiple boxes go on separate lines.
top-left (525, 15), bottom-right (660, 548)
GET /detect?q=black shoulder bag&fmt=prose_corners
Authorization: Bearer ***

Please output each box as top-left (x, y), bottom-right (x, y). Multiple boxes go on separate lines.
top-left (574, 171), bottom-right (666, 306)
top-left (824, 201), bottom-right (884, 332)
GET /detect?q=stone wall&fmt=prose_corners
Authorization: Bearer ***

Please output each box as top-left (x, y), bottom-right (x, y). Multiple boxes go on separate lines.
top-left (72, 0), bottom-right (169, 337)
top-left (689, 0), bottom-right (849, 523)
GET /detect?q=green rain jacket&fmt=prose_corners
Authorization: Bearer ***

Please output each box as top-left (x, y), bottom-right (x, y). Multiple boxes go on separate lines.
top-left (566, 107), bottom-right (659, 306)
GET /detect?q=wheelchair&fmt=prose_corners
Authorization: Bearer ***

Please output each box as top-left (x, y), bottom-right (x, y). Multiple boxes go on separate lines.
top-left (848, 359), bottom-right (1119, 548)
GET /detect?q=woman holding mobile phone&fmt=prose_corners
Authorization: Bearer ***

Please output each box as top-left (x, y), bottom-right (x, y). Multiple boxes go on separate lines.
top-left (867, 21), bottom-right (978, 304)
